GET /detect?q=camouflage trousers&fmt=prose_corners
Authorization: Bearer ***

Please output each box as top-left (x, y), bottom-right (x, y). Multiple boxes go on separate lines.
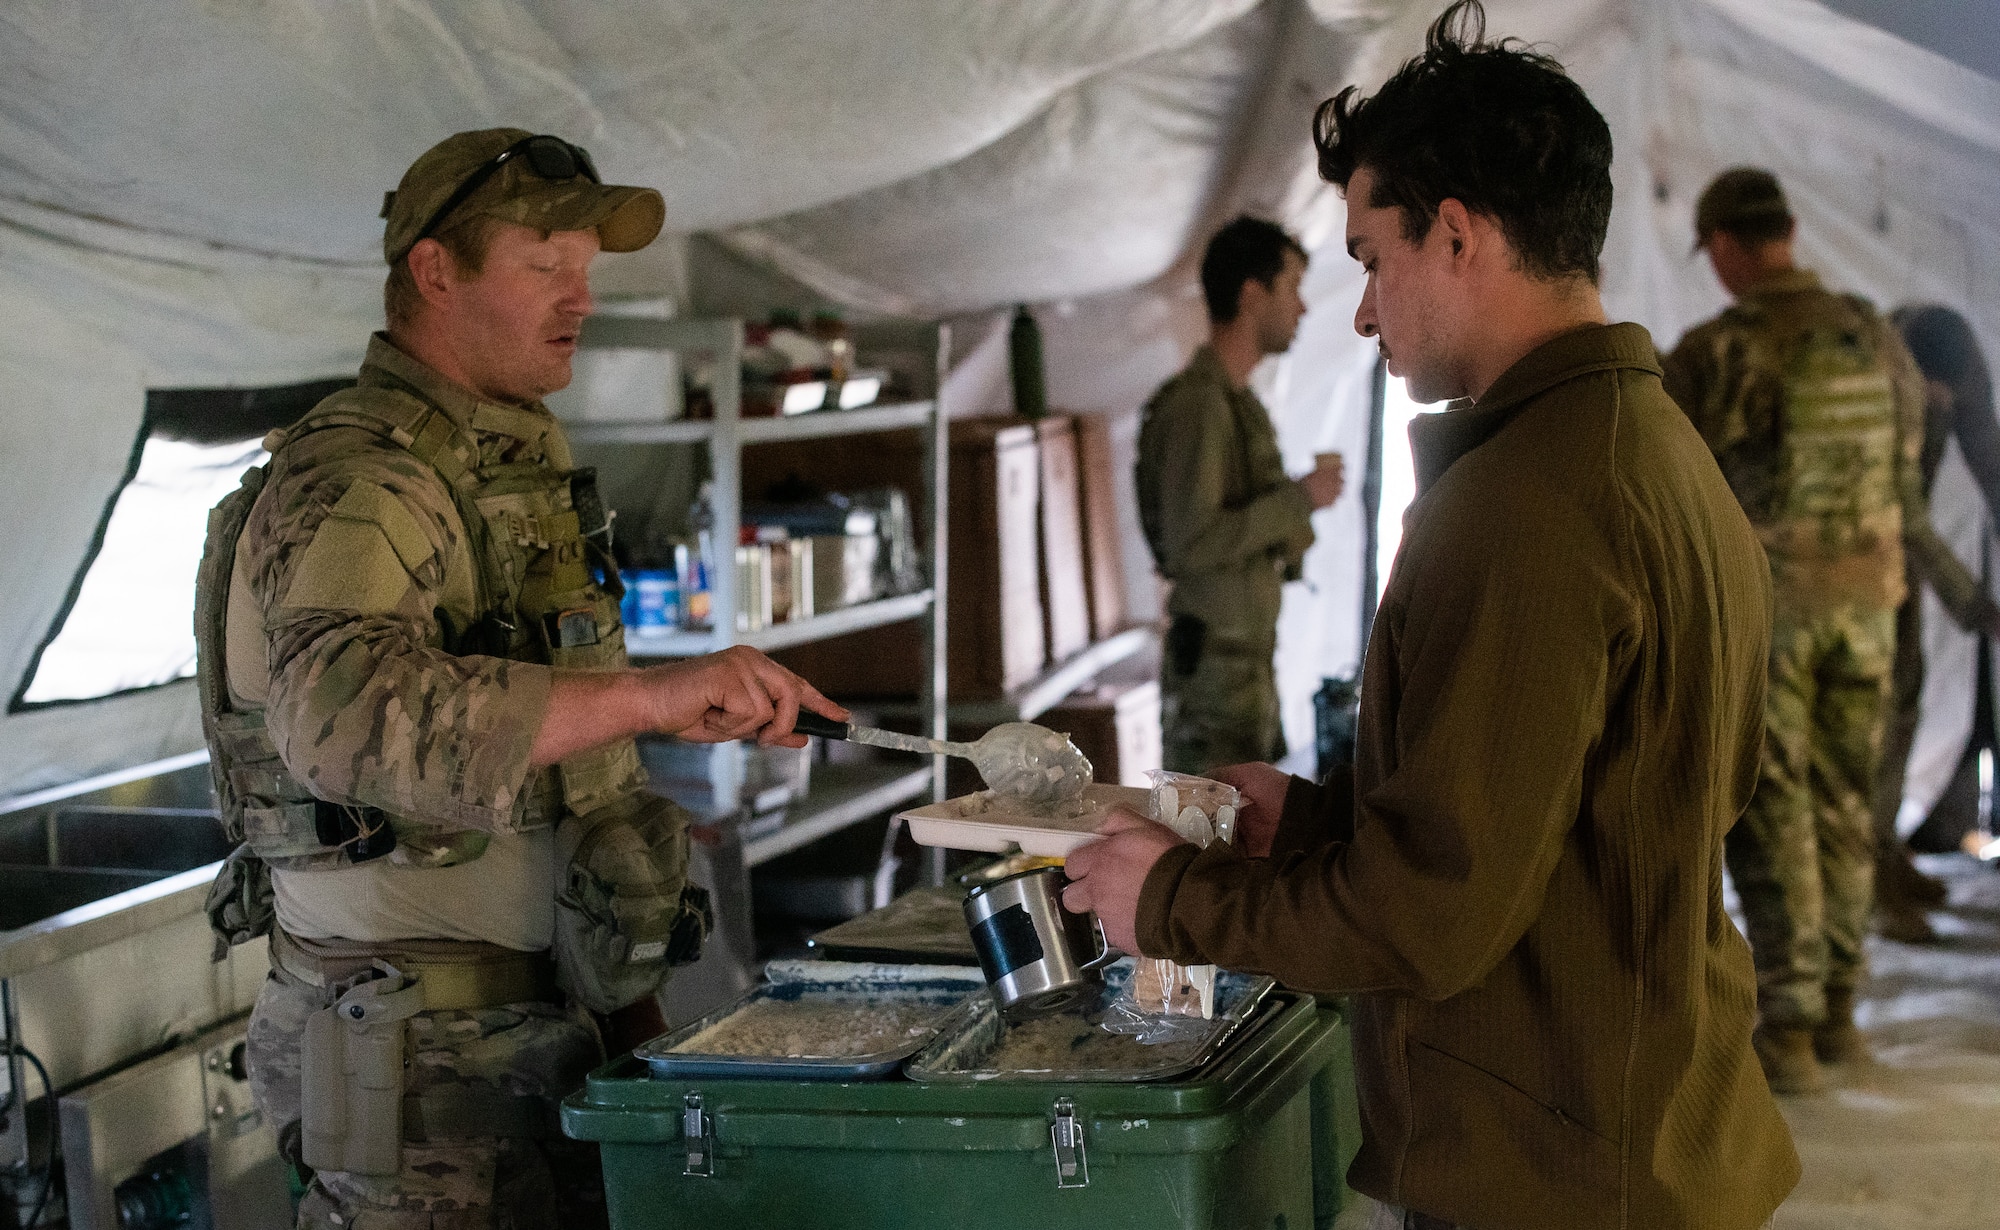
top-left (1726, 604), bottom-right (1895, 1028)
top-left (247, 971), bottom-right (608, 1229)
top-left (1161, 626), bottom-right (1283, 776)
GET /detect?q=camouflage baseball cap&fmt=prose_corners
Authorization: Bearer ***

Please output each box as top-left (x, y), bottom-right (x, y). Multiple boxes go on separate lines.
top-left (380, 127), bottom-right (664, 265)
top-left (1693, 167), bottom-right (1793, 248)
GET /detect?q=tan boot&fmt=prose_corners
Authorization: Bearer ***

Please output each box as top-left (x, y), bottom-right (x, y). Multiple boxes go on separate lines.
top-left (1753, 1024), bottom-right (1827, 1095)
top-left (1815, 988), bottom-right (1868, 1066)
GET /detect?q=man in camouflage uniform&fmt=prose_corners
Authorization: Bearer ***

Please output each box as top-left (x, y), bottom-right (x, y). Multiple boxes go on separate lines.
top-left (209, 129), bottom-right (842, 1228)
top-left (1137, 216), bottom-right (1344, 775)
top-left (1662, 168), bottom-right (1990, 1094)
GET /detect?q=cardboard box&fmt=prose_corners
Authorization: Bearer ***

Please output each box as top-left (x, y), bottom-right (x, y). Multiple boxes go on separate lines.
top-left (1035, 417), bottom-right (1091, 663)
top-left (1071, 410), bottom-right (1129, 640)
top-left (959, 418), bottom-right (1047, 695)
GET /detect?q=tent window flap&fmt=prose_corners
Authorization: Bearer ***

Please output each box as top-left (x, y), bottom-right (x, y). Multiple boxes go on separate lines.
top-left (10, 378), bottom-right (350, 711)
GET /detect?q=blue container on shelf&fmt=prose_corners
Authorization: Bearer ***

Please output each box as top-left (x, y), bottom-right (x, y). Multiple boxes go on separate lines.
top-left (623, 569), bottom-right (679, 632)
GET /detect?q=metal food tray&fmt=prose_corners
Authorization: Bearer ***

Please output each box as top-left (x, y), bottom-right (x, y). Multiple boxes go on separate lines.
top-left (637, 959), bottom-right (987, 1081)
top-left (806, 886), bottom-right (979, 964)
top-left (904, 959), bottom-right (1277, 1084)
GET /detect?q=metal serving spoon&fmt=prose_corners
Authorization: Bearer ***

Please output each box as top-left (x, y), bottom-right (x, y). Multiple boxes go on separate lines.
top-left (791, 712), bottom-right (1093, 806)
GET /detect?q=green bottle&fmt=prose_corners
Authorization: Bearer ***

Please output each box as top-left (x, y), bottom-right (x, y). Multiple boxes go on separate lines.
top-left (1008, 305), bottom-right (1048, 421)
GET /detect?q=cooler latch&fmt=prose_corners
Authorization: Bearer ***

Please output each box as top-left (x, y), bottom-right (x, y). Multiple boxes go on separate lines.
top-left (1050, 1097), bottom-right (1089, 1189)
top-left (683, 1091), bottom-right (715, 1178)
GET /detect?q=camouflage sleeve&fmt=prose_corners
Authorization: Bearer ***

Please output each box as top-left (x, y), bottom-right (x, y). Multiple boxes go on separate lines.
top-left (1147, 383), bottom-right (1313, 575)
top-left (242, 430), bottom-right (553, 832)
top-left (1885, 328), bottom-right (1996, 633)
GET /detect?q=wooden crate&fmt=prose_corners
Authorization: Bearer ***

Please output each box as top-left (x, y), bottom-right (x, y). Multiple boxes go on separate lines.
top-left (1035, 417), bottom-right (1091, 664)
top-left (1070, 410), bottom-right (1129, 641)
top-left (964, 418), bottom-right (1048, 695)
top-left (1039, 678), bottom-right (1162, 788)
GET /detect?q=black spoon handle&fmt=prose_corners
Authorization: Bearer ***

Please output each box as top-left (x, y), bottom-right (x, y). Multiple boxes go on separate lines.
top-left (791, 710), bottom-right (852, 740)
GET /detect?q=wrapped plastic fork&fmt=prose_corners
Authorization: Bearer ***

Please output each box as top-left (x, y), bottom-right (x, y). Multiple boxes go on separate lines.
top-left (1131, 771), bottom-right (1241, 1019)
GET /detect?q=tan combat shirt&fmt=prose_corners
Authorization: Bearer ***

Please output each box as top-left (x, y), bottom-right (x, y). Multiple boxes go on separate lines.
top-left (1138, 325), bottom-right (1798, 1230)
top-left (1136, 346), bottom-right (1315, 649)
top-left (1662, 268), bottom-right (1984, 620)
top-left (230, 335), bottom-right (566, 949)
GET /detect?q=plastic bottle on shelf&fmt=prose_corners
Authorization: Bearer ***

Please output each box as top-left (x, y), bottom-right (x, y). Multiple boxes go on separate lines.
top-left (1009, 304), bottom-right (1048, 420)
top-left (621, 565), bottom-right (680, 633)
top-left (811, 309), bottom-right (853, 382)
top-left (681, 483), bottom-right (716, 631)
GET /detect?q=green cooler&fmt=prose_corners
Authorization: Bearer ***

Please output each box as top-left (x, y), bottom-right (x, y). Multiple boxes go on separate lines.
top-left (563, 994), bottom-right (1360, 1230)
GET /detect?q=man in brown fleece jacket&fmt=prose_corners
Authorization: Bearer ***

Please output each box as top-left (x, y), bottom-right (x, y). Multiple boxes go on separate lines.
top-left (1063, 5), bottom-right (1799, 1228)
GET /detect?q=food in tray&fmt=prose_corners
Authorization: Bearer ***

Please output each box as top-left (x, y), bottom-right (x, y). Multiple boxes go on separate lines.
top-left (905, 961), bottom-right (1277, 1082)
top-left (984, 1012), bottom-right (1160, 1072)
top-left (948, 789), bottom-right (1090, 821)
top-left (967, 722), bottom-right (1094, 806)
top-left (670, 997), bottom-right (936, 1059)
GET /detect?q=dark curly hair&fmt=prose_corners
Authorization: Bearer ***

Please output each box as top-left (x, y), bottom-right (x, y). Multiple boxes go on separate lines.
top-left (1313, 0), bottom-right (1614, 282)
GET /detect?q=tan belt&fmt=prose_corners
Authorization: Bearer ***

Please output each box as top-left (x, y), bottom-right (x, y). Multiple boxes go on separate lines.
top-left (271, 926), bottom-right (558, 1011)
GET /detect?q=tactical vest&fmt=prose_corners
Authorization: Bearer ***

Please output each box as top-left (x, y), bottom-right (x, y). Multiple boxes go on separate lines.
top-left (195, 386), bottom-right (642, 874)
top-left (1725, 294), bottom-right (1904, 607)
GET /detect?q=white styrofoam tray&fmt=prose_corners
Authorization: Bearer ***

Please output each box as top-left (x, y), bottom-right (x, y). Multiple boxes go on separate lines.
top-left (895, 784), bottom-right (1150, 858)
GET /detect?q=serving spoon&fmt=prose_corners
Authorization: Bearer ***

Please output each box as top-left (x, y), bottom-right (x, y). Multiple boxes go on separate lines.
top-left (791, 712), bottom-right (1093, 806)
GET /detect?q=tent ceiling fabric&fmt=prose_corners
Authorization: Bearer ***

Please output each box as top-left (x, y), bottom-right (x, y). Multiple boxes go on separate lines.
top-left (0, 0), bottom-right (1997, 798)
top-left (1818, 0), bottom-right (2000, 85)
top-left (726, 5), bottom-right (1284, 316)
top-left (0, 0), bottom-right (1257, 260)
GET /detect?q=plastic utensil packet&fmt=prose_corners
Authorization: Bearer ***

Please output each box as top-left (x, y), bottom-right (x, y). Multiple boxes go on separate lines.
top-left (1099, 985), bottom-right (1222, 1046)
top-left (1148, 771), bottom-right (1240, 848)
top-left (1129, 771), bottom-right (1241, 1019)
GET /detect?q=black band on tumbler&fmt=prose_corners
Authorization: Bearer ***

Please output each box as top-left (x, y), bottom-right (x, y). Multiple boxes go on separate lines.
top-left (970, 903), bottom-right (1045, 982)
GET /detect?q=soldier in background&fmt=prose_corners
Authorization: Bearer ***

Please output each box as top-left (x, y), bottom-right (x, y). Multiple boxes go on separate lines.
top-left (200, 129), bottom-right (842, 1228)
top-left (1873, 305), bottom-right (2000, 941)
top-left (1136, 217), bottom-right (1345, 774)
top-left (1662, 168), bottom-right (1995, 1093)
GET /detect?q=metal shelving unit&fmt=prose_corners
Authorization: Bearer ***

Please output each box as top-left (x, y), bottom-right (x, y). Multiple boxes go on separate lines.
top-left (568, 315), bottom-right (950, 864)
top-left (868, 624), bottom-right (1156, 728)
top-left (624, 589), bottom-right (935, 659)
top-left (740, 763), bottom-right (935, 868)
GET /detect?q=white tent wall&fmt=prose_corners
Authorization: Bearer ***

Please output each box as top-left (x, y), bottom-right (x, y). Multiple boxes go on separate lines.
top-left (1898, 440), bottom-right (2000, 833)
top-left (0, 0), bottom-right (1995, 797)
top-left (0, 204), bottom-right (382, 795)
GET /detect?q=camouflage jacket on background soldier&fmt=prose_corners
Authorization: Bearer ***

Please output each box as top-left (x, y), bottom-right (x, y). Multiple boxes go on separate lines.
top-left (1662, 269), bottom-right (1985, 617)
top-left (1136, 345), bottom-right (1314, 651)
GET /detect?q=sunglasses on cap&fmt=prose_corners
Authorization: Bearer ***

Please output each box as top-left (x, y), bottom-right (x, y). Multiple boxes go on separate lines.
top-left (408, 135), bottom-right (601, 251)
